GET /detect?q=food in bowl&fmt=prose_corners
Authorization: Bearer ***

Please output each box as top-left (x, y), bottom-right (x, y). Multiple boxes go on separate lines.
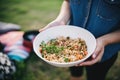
top-left (33, 25), bottom-right (96, 67)
top-left (39, 36), bottom-right (88, 63)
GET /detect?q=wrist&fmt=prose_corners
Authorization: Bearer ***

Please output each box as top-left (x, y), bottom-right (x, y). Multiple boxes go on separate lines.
top-left (97, 36), bottom-right (108, 46)
top-left (98, 30), bottom-right (120, 46)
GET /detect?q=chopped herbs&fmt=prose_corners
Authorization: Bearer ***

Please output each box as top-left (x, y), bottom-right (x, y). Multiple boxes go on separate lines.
top-left (64, 58), bottom-right (69, 62)
top-left (40, 41), bottom-right (64, 54)
top-left (39, 36), bottom-right (87, 63)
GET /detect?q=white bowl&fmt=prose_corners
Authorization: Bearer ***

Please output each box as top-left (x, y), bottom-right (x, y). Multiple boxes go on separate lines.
top-left (33, 25), bottom-right (96, 67)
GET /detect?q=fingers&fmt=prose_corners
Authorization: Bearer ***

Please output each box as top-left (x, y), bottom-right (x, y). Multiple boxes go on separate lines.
top-left (39, 21), bottom-right (56, 32)
top-left (39, 27), bottom-right (47, 32)
top-left (39, 20), bottom-right (65, 32)
top-left (78, 42), bottom-right (105, 66)
top-left (39, 24), bottom-right (50, 32)
top-left (92, 45), bottom-right (101, 59)
top-left (79, 48), bottom-right (104, 66)
top-left (79, 59), bottom-right (96, 66)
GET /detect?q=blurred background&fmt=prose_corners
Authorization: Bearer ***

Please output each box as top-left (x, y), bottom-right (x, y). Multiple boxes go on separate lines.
top-left (0, 0), bottom-right (120, 80)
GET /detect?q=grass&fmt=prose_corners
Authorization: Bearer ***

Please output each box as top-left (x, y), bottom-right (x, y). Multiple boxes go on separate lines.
top-left (0, 0), bottom-right (62, 31)
top-left (13, 52), bottom-right (70, 80)
top-left (0, 0), bottom-right (120, 80)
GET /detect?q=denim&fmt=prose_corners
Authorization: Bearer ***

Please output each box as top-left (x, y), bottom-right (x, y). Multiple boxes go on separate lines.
top-left (69, 0), bottom-right (120, 62)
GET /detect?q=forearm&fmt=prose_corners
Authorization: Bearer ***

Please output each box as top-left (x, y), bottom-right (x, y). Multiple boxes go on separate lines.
top-left (55, 0), bottom-right (70, 24)
top-left (98, 30), bottom-right (120, 46)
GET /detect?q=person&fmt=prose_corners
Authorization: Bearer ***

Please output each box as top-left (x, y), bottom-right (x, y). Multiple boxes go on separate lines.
top-left (39, 0), bottom-right (120, 80)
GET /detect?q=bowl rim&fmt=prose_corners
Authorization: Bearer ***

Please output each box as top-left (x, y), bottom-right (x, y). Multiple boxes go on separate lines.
top-left (33, 25), bottom-right (96, 67)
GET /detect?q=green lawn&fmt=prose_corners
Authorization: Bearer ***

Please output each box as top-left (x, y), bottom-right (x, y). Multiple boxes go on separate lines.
top-left (0, 0), bottom-right (120, 80)
top-left (0, 0), bottom-right (62, 31)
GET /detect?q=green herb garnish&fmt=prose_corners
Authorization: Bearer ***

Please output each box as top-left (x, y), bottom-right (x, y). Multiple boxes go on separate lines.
top-left (40, 41), bottom-right (64, 54)
top-left (64, 57), bottom-right (69, 62)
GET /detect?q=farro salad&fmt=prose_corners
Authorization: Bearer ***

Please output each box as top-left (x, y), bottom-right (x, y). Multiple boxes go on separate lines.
top-left (39, 36), bottom-right (88, 63)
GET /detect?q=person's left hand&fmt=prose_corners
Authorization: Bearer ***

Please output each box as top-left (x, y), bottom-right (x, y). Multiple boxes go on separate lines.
top-left (78, 37), bottom-right (106, 66)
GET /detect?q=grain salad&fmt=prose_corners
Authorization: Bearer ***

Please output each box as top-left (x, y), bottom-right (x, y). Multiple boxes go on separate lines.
top-left (39, 36), bottom-right (88, 63)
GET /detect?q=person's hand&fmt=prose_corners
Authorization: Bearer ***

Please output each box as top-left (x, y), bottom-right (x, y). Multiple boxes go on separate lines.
top-left (39, 20), bottom-right (65, 32)
top-left (78, 37), bottom-right (106, 66)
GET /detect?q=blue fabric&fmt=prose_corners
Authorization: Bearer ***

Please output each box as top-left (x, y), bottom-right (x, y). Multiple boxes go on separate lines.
top-left (8, 55), bottom-right (24, 62)
top-left (69, 0), bottom-right (120, 61)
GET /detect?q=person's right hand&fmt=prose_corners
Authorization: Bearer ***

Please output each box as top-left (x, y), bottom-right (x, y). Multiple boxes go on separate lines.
top-left (39, 20), bottom-right (65, 32)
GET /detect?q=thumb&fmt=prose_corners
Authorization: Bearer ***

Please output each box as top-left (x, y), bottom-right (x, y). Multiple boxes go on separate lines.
top-left (39, 25), bottom-right (49, 32)
top-left (39, 28), bottom-right (45, 32)
top-left (92, 46), bottom-right (100, 59)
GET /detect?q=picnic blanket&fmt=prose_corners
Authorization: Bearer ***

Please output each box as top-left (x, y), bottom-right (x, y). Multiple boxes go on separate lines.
top-left (0, 22), bottom-right (39, 80)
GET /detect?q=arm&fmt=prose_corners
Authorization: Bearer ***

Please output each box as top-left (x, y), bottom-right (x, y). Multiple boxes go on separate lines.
top-left (100, 30), bottom-right (120, 46)
top-left (39, 0), bottom-right (70, 32)
top-left (79, 29), bottom-right (120, 66)
top-left (55, 0), bottom-right (70, 25)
